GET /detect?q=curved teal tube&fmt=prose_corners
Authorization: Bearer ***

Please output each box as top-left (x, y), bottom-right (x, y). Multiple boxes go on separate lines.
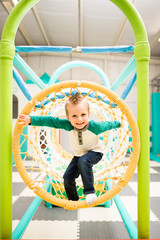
top-left (49, 60), bottom-right (110, 88)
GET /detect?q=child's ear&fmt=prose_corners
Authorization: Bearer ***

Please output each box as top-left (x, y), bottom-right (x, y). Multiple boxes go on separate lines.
top-left (66, 115), bottom-right (69, 120)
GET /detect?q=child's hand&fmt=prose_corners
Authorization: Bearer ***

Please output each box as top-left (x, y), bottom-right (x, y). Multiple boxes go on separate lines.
top-left (18, 114), bottom-right (31, 126)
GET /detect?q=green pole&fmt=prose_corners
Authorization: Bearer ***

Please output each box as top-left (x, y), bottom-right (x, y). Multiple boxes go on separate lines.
top-left (0, 41), bottom-right (15, 239)
top-left (110, 0), bottom-right (150, 239)
top-left (135, 48), bottom-right (150, 239)
top-left (0, 0), bottom-right (40, 238)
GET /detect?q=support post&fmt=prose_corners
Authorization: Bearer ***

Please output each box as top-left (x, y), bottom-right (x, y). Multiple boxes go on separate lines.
top-left (134, 42), bottom-right (150, 239)
top-left (110, 0), bottom-right (150, 238)
top-left (0, 40), bottom-right (15, 239)
top-left (0, 0), bottom-right (40, 238)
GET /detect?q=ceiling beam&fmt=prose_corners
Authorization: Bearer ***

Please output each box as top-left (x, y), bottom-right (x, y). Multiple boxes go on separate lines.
top-left (113, 0), bottom-right (135, 46)
top-left (31, 6), bottom-right (51, 46)
top-left (78, 0), bottom-right (83, 47)
top-left (150, 31), bottom-right (160, 49)
top-left (2, 1), bottom-right (34, 45)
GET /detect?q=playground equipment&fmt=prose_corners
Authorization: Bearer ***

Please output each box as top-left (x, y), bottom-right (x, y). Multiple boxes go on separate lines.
top-left (13, 80), bottom-right (140, 209)
top-left (12, 50), bottom-right (138, 238)
top-left (0, 0), bottom-right (150, 239)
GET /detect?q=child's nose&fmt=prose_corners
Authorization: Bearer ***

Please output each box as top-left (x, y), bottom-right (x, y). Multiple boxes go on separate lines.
top-left (77, 116), bottom-right (82, 121)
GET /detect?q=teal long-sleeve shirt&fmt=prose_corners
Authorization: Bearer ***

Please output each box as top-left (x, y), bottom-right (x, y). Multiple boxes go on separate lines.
top-left (30, 116), bottom-right (121, 156)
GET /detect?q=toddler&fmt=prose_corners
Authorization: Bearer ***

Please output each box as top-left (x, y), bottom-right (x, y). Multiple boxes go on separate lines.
top-left (18, 93), bottom-right (121, 205)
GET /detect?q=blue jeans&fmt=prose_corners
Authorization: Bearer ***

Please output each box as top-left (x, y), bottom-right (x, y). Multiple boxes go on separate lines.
top-left (63, 151), bottom-right (103, 201)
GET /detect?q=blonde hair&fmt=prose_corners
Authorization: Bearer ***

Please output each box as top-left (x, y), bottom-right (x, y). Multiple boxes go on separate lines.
top-left (65, 93), bottom-right (89, 115)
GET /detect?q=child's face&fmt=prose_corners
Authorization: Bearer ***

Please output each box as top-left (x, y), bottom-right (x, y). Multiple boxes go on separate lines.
top-left (66, 100), bottom-right (89, 129)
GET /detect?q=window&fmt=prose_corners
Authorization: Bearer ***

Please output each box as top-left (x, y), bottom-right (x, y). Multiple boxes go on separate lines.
top-left (13, 94), bottom-right (18, 119)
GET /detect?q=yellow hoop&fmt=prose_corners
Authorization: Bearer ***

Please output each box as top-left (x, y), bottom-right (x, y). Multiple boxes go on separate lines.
top-left (13, 80), bottom-right (140, 210)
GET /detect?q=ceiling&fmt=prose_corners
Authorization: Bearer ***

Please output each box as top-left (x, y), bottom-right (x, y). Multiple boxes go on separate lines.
top-left (1, 0), bottom-right (160, 58)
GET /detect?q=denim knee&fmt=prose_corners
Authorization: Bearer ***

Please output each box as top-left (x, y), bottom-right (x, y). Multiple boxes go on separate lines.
top-left (63, 170), bottom-right (69, 181)
top-left (78, 157), bottom-right (91, 169)
top-left (63, 178), bottom-right (71, 189)
top-left (63, 172), bottom-right (74, 185)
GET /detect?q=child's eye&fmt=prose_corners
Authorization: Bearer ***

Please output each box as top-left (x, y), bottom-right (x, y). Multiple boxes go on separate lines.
top-left (82, 113), bottom-right (86, 116)
top-left (72, 115), bottom-right (77, 118)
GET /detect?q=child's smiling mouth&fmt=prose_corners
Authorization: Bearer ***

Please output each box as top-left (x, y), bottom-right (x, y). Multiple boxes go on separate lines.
top-left (76, 122), bottom-right (84, 125)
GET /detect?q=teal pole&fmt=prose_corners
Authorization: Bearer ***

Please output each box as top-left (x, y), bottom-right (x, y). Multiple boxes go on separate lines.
top-left (12, 179), bottom-right (50, 239)
top-left (107, 180), bottom-right (138, 239)
top-left (12, 196), bottom-right (43, 239)
top-left (0, 0), bottom-right (40, 238)
top-left (113, 194), bottom-right (138, 239)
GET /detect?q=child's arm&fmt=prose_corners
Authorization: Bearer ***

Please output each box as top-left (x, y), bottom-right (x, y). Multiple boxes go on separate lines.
top-left (18, 114), bottom-right (73, 131)
top-left (88, 120), bottom-right (121, 135)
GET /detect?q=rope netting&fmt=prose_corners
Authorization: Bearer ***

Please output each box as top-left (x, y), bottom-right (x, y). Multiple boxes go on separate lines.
top-left (13, 80), bottom-right (140, 210)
